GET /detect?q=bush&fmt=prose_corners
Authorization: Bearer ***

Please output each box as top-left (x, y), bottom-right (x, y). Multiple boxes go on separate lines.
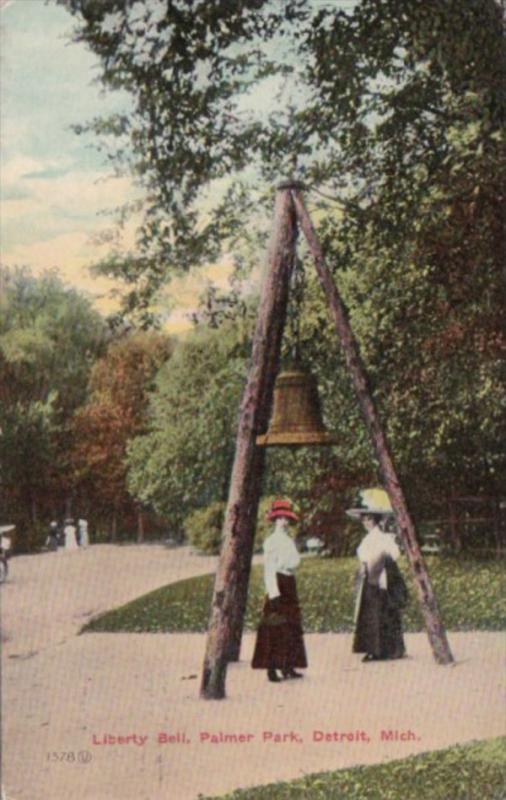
top-left (12, 520), bottom-right (47, 554)
top-left (254, 496), bottom-right (280, 552)
top-left (184, 495), bottom-right (284, 555)
top-left (334, 519), bottom-right (363, 556)
top-left (184, 501), bottom-right (225, 554)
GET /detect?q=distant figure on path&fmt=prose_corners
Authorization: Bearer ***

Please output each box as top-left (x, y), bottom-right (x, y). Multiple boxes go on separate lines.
top-left (78, 518), bottom-right (89, 548)
top-left (63, 518), bottom-right (79, 551)
top-left (57, 521), bottom-right (66, 548)
top-left (46, 521), bottom-right (59, 552)
top-left (348, 493), bottom-right (407, 662)
top-left (252, 498), bottom-right (307, 683)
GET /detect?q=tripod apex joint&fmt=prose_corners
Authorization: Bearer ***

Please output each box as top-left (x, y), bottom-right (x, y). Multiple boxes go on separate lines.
top-left (276, 180), bottom-right (307, 191)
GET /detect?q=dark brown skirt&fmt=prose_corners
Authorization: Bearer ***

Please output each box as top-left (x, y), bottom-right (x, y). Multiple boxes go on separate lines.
top-left (353, 581), bottom-right (405, 659)
top-left (252, 573), bottom-right (308, 670)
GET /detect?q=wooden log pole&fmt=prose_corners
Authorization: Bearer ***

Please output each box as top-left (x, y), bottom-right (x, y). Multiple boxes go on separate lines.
top-left (200, 187), bottom-right (298, 699)
top-left (292, 188), bottom-right (454, 666)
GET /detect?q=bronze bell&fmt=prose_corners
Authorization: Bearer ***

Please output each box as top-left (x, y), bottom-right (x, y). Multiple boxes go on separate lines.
top-left (256, 369), bottom-right (338, 446)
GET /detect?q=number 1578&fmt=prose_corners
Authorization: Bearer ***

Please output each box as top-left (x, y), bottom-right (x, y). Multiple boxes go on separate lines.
top-left (46, 751), bottom-right (77, 763)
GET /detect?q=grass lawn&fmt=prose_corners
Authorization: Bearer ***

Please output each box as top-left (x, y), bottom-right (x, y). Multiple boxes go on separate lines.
top-left (199, 737), bottom-right (506, 800)
top-left (82, 556), bottom-right (505, 634)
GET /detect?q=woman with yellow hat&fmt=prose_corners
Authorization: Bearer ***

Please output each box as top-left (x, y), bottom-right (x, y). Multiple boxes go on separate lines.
top-left (347, 490), bottom-right (407, 662)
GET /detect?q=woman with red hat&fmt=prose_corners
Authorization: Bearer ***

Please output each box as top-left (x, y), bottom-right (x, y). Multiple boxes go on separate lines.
top-left (252, 498), bottom-right (308, 682)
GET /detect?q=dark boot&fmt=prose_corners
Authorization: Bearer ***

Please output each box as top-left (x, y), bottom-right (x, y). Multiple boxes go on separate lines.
top-left (282, 668), bottom-right (303, 679)
top-left (267, 668), bottom-right (282, 682)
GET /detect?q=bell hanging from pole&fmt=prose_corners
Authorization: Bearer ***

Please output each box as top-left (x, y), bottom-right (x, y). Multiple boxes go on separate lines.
top-left (256, 368), bottom-right (339, 447)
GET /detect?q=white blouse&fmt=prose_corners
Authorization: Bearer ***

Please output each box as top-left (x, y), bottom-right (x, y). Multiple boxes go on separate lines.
top-left (357, 526), bottom-right (400, 589)
top-left (263, 520), bottom-right (301, 599)
top-left (63, 524), bottom-right (79, 551)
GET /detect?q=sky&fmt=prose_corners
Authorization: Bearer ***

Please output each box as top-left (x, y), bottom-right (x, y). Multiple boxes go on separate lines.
top-left (0, 0), bottom-right (234, 331)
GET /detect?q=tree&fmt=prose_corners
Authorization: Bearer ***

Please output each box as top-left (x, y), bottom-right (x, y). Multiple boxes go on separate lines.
top-left (58, 0), bottom-right (504, 306)
top-left (71, 330), bottom-right (173, 539)
top-left (0, 267), bottom-right (108, 547)
top-left (57, 0), bottom-right (505, 501)
top-left (127, 319), bottom-right (250, 536)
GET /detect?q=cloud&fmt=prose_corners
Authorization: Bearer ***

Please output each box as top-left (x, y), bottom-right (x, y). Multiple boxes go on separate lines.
top-left (151, 255), bottom-right (239, 335)
top-left (1, 155), bottom-right (139, 249)
top-left (2, 228), bottom-right (119, 298)
top-left (1, 0), bottom-right (131, 179)
top-left (163, 308), bottom-right (196, 336)
top-left (1, 155), bottom-right (49, 185)
top-left (1, 156), bottom-right (140, 316)
top-left (0, 145), bottom-right (240, 332)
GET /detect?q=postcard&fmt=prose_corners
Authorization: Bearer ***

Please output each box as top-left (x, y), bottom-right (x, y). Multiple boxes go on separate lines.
top-left (1, 2), bottom-right (504, 799)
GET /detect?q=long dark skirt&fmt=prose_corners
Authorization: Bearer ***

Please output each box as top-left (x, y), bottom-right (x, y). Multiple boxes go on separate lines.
top-left (252, 573), bottom-right (308, 670)
top-left (353, 582), bottom-right (405, 659)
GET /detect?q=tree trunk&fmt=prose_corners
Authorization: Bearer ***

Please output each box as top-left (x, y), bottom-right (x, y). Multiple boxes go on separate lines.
top-left (292, 187), bottom-right (454, 666)
top-left (137, 507), bottom-right (145, 543)
top-left (200, 186), bottom-right (298, 699)
top-left (493, 498), bottom-right (502, 557)
top-left (31, 494), bottom-right (37, 525)
top-left (446, 495), bottom-right (462, 553)
top-left (111, 508), bottom-right (117, 543)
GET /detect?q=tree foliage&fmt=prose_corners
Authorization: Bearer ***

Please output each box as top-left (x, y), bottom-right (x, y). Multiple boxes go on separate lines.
top-left (58, 0), bottom-right (505, 531)
top-left (126, 319), bottom-right (250, 534)
top-left (71, 330), bottom-right (173, 537)
top-left (0, 267), bottom-right (109, 545)
top-left (183, 495), bottom-right (277, 555)
top-left (58, 0), bottom-right (504, 297)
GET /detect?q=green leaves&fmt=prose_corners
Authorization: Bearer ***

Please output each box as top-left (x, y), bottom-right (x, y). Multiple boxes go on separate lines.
top-left (0, 266), bottom-right (109, 544)
top-left (126, 320), bottom-right (250, 532)
top-left (58, 0), bottom-right (504, 295)
top-left (71, 330), bottom-right (173, 515)
top-left (53, 0), bottom-right (506, 521)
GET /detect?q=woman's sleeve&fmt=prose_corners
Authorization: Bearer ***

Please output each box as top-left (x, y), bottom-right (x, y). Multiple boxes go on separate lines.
top-left (284, 538), bottom-right (301, 570)
top-left (386, 535), bottom-right (400, 561)
top-left (357, 536), bottom-right (369, 563)
top-left (264, 542), bottom-right (280, 599)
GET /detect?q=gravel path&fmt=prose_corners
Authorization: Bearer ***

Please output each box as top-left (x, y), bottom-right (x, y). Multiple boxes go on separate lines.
top-left (1, 545), bottom-right (504, 800)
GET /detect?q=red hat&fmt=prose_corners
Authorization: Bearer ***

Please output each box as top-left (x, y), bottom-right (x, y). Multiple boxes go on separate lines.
top-left (267, 498), bottom-right (299, 522)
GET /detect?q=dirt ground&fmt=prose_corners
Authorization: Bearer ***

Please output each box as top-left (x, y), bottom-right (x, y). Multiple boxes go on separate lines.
top-left (1, 545), bottom-right (504, 800)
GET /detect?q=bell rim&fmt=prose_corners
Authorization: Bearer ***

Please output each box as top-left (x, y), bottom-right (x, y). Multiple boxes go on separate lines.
top-left (273, 370), bottom-right (319, 385)
top-left (256, 431), bottom-right (339, 447)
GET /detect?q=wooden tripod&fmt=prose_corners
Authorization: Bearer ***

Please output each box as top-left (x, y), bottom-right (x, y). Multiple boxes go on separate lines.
top-left (200, 183), bottom-right (454, 700)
